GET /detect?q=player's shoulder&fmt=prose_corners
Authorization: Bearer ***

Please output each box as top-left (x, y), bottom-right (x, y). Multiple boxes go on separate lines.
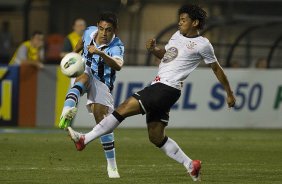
top-left (84, 26), bottom-right (97, 35)
top-left (171, 31), bottom-right (181, 39)
top-left (196, 36), bottom-right (211, 44)
top-left (110, 36), bottom-right (124, 48)
top-left (21, 41), bottom-right (31, 48)
top-left (85, 26), bottom-right (97, 31)
top-left (83, 26), bottom-right (97, 41)
top-left (170, 31), bottom-right (210, 44)
top-left (194, 36), bottom-right (213, 49)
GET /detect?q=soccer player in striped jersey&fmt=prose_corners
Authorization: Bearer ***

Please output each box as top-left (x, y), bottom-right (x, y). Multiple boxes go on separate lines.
top-left (59, 12), bottom-right (124, 178)
top-left (68, 4), bottom-right (236, 181)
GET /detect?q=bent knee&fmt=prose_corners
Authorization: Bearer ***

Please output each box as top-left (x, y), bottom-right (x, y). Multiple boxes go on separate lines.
top-left (94, 114), bottom-right (105, 123)
top-left (148, 134), bottom-right (164, 146)
top-left (116, 97), bottom-right (141, 117)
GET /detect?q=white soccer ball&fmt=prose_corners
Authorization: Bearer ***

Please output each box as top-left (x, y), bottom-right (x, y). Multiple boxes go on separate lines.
top-left (60, 52), bottom-right (85, 78)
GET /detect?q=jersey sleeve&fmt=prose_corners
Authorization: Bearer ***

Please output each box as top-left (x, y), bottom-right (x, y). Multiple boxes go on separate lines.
top-left (165, 31), bottom-right (179, 50)
top-left (199, 42), bottom-right (218, 64)
top-left (16, 45), bottom-right (28, 64)
top-left (109, 45), bottom-right (124, 62)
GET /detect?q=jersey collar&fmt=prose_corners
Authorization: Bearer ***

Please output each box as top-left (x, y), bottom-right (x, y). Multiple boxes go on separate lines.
top-left (90, 30), bottom-right (116, 49)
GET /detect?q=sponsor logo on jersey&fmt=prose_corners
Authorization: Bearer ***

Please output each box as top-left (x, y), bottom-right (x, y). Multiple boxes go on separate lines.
top-left (186, 41), bottom-right (196, 50)
top-left (162, 47), bottom-right (178, 63)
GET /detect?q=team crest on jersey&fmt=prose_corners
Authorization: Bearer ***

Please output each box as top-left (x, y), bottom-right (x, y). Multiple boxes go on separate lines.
top-left (186, 41), bottom-right (197, 50)
top-left (162, 47), bottom-right (178, 63)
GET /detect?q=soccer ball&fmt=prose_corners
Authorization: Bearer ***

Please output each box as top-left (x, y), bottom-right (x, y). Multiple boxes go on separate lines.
top-left (60, 52), bottom-right (85, 78)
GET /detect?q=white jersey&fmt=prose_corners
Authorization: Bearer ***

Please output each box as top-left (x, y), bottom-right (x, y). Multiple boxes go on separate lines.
top-left (152, 31), bottom-right (217, 90)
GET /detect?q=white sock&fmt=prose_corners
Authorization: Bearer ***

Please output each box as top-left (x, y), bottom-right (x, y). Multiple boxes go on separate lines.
top-left (107, 158), bottom-right (117, 170)
top-left (84, 114), bottom-right (120, 144)
top-left (160, 137), bottom-right (193, 172)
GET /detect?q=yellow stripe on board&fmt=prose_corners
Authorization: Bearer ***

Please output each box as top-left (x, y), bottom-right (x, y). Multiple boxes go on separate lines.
top-left (0, 67), bottom-right (8, 79)
top-left (0, 81), bottom-right (12, 121)
top-left (54, 67), bottom-right (70, 127)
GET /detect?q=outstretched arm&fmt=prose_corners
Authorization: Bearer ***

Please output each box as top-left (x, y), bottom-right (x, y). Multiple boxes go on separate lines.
top-left (87, 45), bottom-right (123, 71)
top-left (146, 38), bottom-right (166, 60)
top-left (210, 62), bottom-right (236, 108)
top-left (99, 52), bottom-right (123, 71)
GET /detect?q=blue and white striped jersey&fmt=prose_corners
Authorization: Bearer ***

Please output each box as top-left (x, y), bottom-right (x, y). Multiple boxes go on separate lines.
top-left (81, 26), bottom-right (124, 91)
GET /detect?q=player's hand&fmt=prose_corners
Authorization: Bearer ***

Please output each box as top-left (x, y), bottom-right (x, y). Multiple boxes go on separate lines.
top-left (36, 62), bottom-right (44, 69)
top-left (146, 38), bottom-right (156, 52)
top-left (227, 92), bottom-right (236, 108)
top-left (87, 45), bottom-right (103, 55)
top-left (28, 62), bottom-right (44, 69)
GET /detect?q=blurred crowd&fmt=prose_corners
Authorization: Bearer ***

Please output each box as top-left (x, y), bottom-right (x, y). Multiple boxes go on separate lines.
top-left (0, 19), bottom-right (270, 69)
top-left (0, 18), bottom-right (86, 69)
top-left (0, 21), bottom-right (13, 64)
top-left (230, 57), bottom-right (268, 69)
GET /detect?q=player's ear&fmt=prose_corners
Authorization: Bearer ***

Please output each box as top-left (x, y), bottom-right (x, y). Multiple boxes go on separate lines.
top-left (192, 19), bottom-right (199, 28)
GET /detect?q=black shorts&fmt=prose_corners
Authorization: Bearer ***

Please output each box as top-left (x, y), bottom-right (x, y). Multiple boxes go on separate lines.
top-left (132, 83), bottom-right (181, 125)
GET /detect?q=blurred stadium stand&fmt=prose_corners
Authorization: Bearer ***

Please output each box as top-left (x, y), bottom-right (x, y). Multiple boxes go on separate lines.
top-left (0, 0), bottom-right (282, 67)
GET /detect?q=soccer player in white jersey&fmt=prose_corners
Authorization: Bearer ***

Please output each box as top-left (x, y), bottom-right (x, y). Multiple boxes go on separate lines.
top-left (67, 4), bottom-right (236, 181)
top-left (59, 12), bottom-right (124, 178)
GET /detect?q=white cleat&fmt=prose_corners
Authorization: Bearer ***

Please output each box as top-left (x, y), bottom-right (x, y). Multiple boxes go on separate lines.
top-left (107, 167), bottom-right (120, 178)
top-left (67, 127), bottom-right (81, 142)
top-left (62, 107), bottom-right (77, 120)
top-left (59, 107), bottom-right (78, 129)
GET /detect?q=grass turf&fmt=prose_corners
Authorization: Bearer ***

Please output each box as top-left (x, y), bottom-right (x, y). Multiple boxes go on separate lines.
top-left (0, 128), bottom-right (282, 184)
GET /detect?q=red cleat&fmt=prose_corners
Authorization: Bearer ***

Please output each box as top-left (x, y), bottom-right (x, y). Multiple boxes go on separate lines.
top-left (67, 127), bottom-right (86, 151)
top-left (189, 160), bottom-right (202, 181)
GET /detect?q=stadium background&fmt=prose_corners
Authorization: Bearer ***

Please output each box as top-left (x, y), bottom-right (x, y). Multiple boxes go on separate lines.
top-left (1, 0), bottom-right (282, 67)
top-left (1, 1), bottom-right (282, 184)
top-left (0, 0), bottom-right (281, 128)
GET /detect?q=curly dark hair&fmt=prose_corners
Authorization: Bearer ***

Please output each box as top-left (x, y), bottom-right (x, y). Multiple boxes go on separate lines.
top-left (178, 4), bottom-right (207, 30)
top-left (98, 12), bottom-right (118, 29)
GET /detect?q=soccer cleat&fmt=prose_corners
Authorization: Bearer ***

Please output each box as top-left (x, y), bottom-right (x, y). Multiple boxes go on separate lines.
top-left (59, 117), bottom-right (71, 130)
top-left (188, 160), bottom-right (202, 181)
top-left (107, 166), bottom-right (120, 178)
top-left (58, 107), bottom-right (77, 129)
top-left (67, 127), bottom-right (86, 151)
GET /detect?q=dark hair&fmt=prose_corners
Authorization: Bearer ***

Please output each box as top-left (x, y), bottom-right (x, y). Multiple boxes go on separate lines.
top-left (178, 4), bottom-right (207, 30)
top-left (31, 30), bottom-right (43, 38)
top-left (98, 12), bottom-right (118, 29)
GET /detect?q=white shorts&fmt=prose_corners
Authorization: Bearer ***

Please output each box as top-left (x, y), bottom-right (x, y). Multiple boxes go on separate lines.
top-left (84, 67), bottom-right (114, 115)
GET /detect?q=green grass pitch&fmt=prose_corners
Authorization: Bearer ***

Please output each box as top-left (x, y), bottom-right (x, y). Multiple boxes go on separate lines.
top-left (1, 128), bottom-right (282, 183)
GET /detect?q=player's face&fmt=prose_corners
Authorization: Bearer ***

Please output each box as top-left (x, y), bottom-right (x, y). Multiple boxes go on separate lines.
top-left (178, 13), bottom-right (198, 36)
top-left (31, 34), bottom-right (44, 48)
top-left (96, 21), bottom-right (115, 45)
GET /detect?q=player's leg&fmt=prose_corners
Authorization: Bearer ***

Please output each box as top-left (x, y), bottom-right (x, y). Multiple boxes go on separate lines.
top-left (69, 83), bottom-right (158, 148)
top-left (68, 96), bottom-right (142, 149)
top-left (147, 120), bottom-right (201, 181)
top-left (147, 120), bottom-right (193, 170)
top-left (91, 103), bottom-right (120, 178)
top-left (144, 84), bottom-right (201, 181)
top-left (84, 97), bottom-right (141, 143)
top-left (83, 77), bottom-right (141, 144)
top-left (59, 73), bottom-right (89, 129)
